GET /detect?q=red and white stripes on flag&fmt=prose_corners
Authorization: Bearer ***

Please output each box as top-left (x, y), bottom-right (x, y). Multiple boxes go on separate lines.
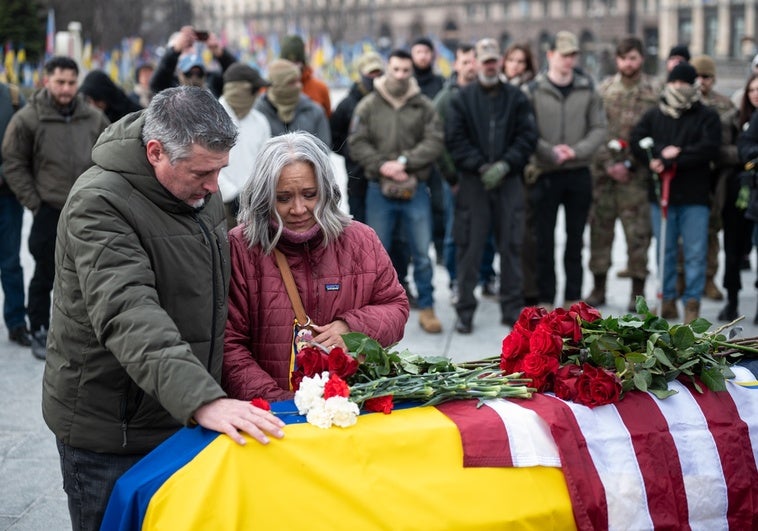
top-left (437, 366), bottom-right (758, 530)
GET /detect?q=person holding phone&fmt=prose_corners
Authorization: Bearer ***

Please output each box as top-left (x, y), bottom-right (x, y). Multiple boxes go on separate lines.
top-left (149, 25), bottom-right (235, 98)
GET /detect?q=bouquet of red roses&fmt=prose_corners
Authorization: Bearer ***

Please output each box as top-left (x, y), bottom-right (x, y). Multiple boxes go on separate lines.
top-left (501, 298), bottom-right (748, 407)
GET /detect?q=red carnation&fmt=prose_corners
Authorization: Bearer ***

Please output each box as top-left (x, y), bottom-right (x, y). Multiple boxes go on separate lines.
top-left (250, 397), bottom-right (271, 411)
top-left (364, 395), bottom-right (394, 414)
top-left (569, 301), bottom-right (602, 323)
top-left (516, 306), bottom-right (549, 332)
top-left (529, 323), bottom-right (564, 358)
top-left (327, 347), bottom-right (359, 379)
top-left (575, 363), bottom-right (622, 407)
top-left (297, 346), bottom-right (328, 377)
top-left (323, 373), bottom-right (350, 399)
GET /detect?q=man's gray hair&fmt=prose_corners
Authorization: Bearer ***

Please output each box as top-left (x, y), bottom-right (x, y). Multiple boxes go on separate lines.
top-left (238, 131), bottom-right (351, 253)
top-left (141, 86), bottom-right (238, 163)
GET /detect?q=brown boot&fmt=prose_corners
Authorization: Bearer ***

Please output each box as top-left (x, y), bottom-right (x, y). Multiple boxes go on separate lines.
top-left (684, 299), bottom-right (700, 324)
top-left (585, 274), bottom-right (606, 307)
top-left (661, 299), bottom-right (678, 320)
top-left (419, 308), bottom-right (442, 333)
top-left (703, 276), bottom-right (724, 301)
top-left (628, 278), bottom-right (645, 313)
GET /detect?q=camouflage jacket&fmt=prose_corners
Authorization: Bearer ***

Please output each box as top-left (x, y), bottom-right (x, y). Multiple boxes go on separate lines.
top-left (701, 89), bottom-right (739, 168)
top-left (593, 73), bottom-right (661, 177)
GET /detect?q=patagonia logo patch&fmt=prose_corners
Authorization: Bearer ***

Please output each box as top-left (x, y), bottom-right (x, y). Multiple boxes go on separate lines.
top-left (325, 284), bottom-right (341, 292)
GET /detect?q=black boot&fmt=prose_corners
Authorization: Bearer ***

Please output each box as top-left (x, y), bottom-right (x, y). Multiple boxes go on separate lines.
top-left (718, 291), bottom-right (738, 322)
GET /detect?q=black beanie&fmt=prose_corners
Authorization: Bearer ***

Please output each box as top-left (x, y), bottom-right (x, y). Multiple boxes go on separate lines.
top-left (668, 44), bottom-right (691, 62)
top-left (667, 62), bottom-right (697, 84)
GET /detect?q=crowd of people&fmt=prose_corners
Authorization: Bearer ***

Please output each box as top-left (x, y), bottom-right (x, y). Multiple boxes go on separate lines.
top-left (4, 24), bottom-right (758, 530)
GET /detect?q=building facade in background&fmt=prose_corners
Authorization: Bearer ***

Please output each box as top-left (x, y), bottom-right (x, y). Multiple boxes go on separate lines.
top-left (192, 0), bottom-right (758, 79)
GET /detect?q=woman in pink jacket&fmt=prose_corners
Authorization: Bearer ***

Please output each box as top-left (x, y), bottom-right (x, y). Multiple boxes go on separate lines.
top-left (223, 132), bottom-right (409, 401)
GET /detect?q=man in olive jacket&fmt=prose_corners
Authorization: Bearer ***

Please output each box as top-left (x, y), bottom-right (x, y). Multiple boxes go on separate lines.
top-left (348, 48), bottom-right (445, 334)
top-left (42, 87), bottom-right (284, 531)
top-left (1, 56), bottom-right (110, 360)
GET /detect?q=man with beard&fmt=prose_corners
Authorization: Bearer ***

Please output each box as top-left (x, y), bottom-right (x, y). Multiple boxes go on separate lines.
top-left (349, 49), bottom-right (445, 334)
top-left (2, 56), bottom-right (109, 360)
top-left (631, 63), bottom-right (721, 323)
top-left (445, 38), bottom-right (538, 333)
top-left (586, 37), bottom-right (661, 312)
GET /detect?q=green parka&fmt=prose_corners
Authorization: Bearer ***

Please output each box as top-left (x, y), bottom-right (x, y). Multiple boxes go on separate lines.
top-left (42, 112), bottom-right (230, 454)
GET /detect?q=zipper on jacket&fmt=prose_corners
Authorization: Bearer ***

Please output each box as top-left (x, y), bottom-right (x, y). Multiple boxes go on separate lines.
top-left (193, 213), bottom-right (218, 372)
top-left (119, 387), bottom-right (144, 448)
top-left (303, 240), bottom-right (315, 322)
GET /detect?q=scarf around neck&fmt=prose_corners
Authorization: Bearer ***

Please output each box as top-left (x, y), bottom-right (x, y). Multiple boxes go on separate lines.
top-left (659, 84), bottom-right (700, 119)
top-left (223, 81), bottom-right (256, 119)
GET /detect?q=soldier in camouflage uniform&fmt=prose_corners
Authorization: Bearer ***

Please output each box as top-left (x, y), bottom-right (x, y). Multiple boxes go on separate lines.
top-left (690, 55), bottom-right (738, 302)
top-left (587, 37), bottom-right (661, 312)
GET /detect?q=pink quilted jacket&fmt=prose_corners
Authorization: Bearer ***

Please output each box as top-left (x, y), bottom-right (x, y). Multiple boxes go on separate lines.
top-left (222, 221), bottom-right (409, 401)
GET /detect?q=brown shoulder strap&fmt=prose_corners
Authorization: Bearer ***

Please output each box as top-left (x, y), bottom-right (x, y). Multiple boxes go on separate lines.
top-left (273, 248), bottom-right (310, 326)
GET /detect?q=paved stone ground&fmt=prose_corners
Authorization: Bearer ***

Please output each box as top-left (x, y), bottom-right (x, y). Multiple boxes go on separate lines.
top-left (3, 154), bottom-right (758, 530)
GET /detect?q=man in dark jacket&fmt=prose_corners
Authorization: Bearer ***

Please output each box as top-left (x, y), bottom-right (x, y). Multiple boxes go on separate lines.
top-left (1, 56), bottom-right (110, 360)
top-left (631, 62), bottom-right (721, 323)
top-left (149, 26), bottom-right (235, 98)
top-left (330, 51), bottom-right (384, 223)
top-left (446, 38), bottom-right (539, 332)
top-left (42, 87), bottom-right (284, 531)
top-left (0, 82), bottom-right (29, 346)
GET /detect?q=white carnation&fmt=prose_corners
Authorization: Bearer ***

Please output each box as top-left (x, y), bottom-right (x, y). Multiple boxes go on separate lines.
top-left (325, 396), bottom-right (359, 428)
top-left (305, 400), bottom-right (333, 429)
top-left (294, 371), bottom-right (330, 415)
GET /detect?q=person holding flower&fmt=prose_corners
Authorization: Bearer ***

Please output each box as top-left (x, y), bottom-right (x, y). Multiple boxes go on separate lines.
top-left (222, 132), bottom-right (409, 402)
top-left (630, 62), bottom-right (721, 322)
top-left (586, 37), bottom-right (661, 313)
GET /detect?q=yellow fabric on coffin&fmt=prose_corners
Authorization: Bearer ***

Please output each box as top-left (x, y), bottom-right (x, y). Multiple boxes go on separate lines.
top-left (143, 406), bottom-right (575, 530)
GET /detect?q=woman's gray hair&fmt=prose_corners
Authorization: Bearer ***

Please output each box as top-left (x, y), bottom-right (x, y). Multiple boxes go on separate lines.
top-left (141, 86), bottom-right (238, 163)
top-left (238, 131), bottom-right (351, 253)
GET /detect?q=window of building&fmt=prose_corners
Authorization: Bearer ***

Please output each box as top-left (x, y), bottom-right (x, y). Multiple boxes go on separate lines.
top-left (678, 9), bottom-right (693, 47)
top-left (563, 0), bottom-right (571, 15)
top-left (520, 0), bottom-right (531, 17)
top-left (704, 6), bottom-right (717, 56)
top-left (731, 6), bottom-right (746, 58)
top-left (543, 0), bottom-right (550, 17)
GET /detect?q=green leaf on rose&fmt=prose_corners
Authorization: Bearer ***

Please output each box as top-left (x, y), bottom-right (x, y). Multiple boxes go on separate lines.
top-left (649, 387), bottom-right (679, 399)
top-left (633, 370), bottom-right (652, 391)
top-left (700, 368), bottom-right (727, 391)
top-left (689, 318), bottom-right (712, 334)
top-left (671, 326), bottom-right (695, 349)
top-left (652, 347), bottom-right (675, 369)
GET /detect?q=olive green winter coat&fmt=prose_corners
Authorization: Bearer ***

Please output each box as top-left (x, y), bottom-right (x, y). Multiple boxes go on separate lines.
top-left (42, 112), bottom-right (230, 454)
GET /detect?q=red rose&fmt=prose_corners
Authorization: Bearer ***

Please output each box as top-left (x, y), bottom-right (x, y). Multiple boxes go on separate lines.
top-left (522, 353), bottom-right (559, 392)
top-left (575, 363), bottom-right (622, 407)
top-left (327, 347), bottom-right (359, 379)
top-left (500, 323), bottom-right (531, 371)
top-left (323, 373), bottom-right (350, 399)
top-left (529, 323), bottom-right (564, 358)
top-left (290, 369), bottom-right (305, 392)
top-left (250, 397), bottom-right (271, 411)
top-left (500, 356), bottom-right (524, 375)
top-left (363, 395), bottom-right (394, 414)
top-left (553, 365), bottom-right (582, 401)
top-left (516, 306), bottom-right (549, 332)
top-left (543, 308), bottom-right (582, 342)
top-left (569, 301), bottom-right (602, 323)
top-left (296, 346), bottom-right (328, 376)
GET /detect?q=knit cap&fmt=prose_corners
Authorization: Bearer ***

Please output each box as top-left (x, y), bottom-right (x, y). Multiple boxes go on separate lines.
top-left (280, 35), bottom-right (306, 64)
top-left (690, 55), bottom-right (715, 77)
top-left (667, 62), bottom-right (697, 84)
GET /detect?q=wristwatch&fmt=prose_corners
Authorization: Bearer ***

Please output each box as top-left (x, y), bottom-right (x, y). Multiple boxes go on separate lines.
top-left (397, 155), bottom-right (408, 166)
